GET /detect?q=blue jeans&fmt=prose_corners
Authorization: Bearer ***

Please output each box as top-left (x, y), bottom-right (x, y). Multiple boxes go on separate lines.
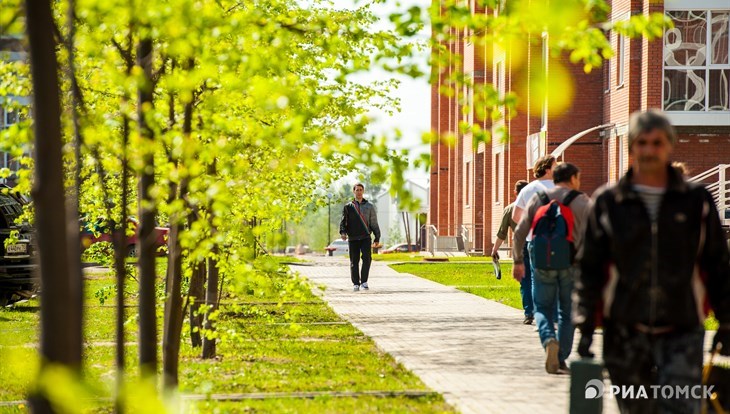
top-left (532, 267), bottom-right (575, 364)
top-left (520, 244), bottom-right (534, 317)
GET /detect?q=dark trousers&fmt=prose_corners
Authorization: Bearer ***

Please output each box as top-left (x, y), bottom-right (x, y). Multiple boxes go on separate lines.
top-left (348, 238), bottom-right (372, 285)
top-left (603, 322), bottom-right (705, 414)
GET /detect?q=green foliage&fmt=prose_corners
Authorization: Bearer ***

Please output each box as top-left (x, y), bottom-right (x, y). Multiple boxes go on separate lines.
top-left (81, 241), bottom-right (115, 267)
top-left (93, 284), bottom-right (115, 305)
top-left (388, 221), bottom-right (405, 245)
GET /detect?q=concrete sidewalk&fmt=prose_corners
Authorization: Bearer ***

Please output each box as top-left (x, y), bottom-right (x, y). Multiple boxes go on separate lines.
top-left (292, 257), bottom-right (622, 413)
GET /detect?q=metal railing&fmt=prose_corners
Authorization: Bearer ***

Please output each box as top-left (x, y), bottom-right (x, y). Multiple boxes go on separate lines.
top-left (460, 225), bottom-right (470, 253)
top-left (426, 224), bottom-right (438, 254)
top-left (688, 164), bottom-right (730, 224)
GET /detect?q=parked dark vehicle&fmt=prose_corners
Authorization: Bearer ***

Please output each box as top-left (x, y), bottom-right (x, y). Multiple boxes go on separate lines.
top-left (80, 217), bottom-right (169, 257)
top-left (0, 186), bottom-right (37, 306)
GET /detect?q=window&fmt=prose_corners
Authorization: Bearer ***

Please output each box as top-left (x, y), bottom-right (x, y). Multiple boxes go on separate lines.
top-left (495, 60), bottom-right (505, 119)
top-left (465, 161), bottom-right (471, 207)
top-left (527, 132), bottom-right (542, 169)
top-left (664, 10), bottom-right (730, 112)
top-left (497, 152), bottom-right (506, 204)
top-left (541, 33), bottom-right (549, 130)
top-left (465, 80), bottom-right (474, 126)
top-left (618, 33), bottom-right (626, 86)
top-left (493, 153), bottom-right (502, 206)
top-left (617, 135), bottom-right (625, 177)
top-left (605, 30), bottom-right (612, 93)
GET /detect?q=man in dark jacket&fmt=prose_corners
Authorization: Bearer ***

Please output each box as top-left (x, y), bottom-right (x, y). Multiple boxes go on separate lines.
top-left (340, 183), bottom-right (381, 292)
top-left (574, 110), bottom-right (730, 413)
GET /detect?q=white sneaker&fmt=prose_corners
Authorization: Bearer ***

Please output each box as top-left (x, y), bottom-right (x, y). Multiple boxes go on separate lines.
top-left (353, 285), bottom-right (360, 292)
top-left (361, 282), bottom-right (369, 290)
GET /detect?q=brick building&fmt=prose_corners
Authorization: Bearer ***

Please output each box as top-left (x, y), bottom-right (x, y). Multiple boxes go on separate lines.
top-left (429, 0), bottom-right (730, 254)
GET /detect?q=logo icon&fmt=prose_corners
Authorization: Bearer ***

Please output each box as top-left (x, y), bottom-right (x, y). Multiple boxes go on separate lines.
top-left (585, 379), bottom-right (605, 399)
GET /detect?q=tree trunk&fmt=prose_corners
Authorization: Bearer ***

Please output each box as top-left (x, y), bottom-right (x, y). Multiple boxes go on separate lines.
top-left (113, 138), bottom-right (128, 413)
top-left (201, 254), bottom-right (219, 359)
top-left (162, 70), bottom-right (194, 387)
top-left (188, 251), bottom-right (205, 348)
top-left (25, 0), bottom-right (82, 411)
top-left (65, 0), bottom-right (85, 372)
top-left (162, 203), bottom-right (184, 388)
top-left (113, 30), bottom-right (133, 414)
top-left (202, 162), bottom-right (219, 359)
top-left (136, 36), bottom-right (157, 377)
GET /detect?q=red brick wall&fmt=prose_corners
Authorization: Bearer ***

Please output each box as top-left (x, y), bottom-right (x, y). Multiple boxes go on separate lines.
top-left (547, 51), bottom-right (605, 194)
top-left (673, 128), bottom-right (730, 180)
top-left (429, 0), bottom-right (730, 253)
top-left (641, 0), bottom-right (664, 110)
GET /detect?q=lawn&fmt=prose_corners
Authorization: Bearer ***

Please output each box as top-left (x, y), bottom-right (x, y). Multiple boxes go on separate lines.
top-left (390, 262), bottom-right (521, 309)
top-left (372, 253), bottom-right (492, 263)
top-left (0, 257), bottom-right (454, 413)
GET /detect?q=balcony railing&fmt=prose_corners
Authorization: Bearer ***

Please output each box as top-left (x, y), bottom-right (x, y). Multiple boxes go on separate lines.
top-left (688, 164), bottom-right (730, 224)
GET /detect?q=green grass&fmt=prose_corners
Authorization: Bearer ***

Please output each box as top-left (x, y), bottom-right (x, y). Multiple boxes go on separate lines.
top-left (390, 262), bottom-right (522, 309)
top-left (187, 394), bottom-right (449, 413)
top-left (0, 257), bottom-right (454, 413)
top-left (372, 253), bottom-right (491, 263)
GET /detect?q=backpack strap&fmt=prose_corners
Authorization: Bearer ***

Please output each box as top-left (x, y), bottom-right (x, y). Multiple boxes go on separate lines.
top-left (537, 191), bottom-right (550, 205)
top-left (562, 190), bottom-right (582, 206)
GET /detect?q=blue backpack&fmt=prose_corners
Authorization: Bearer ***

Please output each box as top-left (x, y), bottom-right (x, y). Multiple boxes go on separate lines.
top-left (528, 190), bottom-right (581, 270)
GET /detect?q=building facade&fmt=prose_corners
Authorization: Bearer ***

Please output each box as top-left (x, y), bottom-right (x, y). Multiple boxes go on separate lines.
top-left (430, 0), bottom-right (730, 254)
top-left (0, 36), bottom-right (27, 186)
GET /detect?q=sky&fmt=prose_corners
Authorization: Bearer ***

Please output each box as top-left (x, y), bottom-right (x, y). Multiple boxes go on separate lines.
top-left (342, 0), bottom-right (432, 185)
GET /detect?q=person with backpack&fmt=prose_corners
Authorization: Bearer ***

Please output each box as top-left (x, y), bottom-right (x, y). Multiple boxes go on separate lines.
top-left (340, 183), bottom-right (381, 292)
top-left (512, 162), bottom-right (592, 374)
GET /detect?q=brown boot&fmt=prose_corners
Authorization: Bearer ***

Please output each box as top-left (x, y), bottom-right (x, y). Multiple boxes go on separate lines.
top-left (544, 338), bottom-right (560, 374)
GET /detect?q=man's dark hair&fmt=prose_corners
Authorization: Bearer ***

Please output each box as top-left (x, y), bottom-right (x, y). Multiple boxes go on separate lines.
top-left (533, 155), bottom-right (555, 178)
top-left (553, 162), bottom-right (580, 184)
top-left (515, 180), bottom-right (528, 194)
top-left (628, 110), bottom-right (677, 148)
top-left (353, 183), bottom-right (365, 191)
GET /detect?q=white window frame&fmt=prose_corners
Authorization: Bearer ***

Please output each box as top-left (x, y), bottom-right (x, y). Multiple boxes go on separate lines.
top-left (605, 30), bottom-right (612, 93)
top-left (663, 6), bottom-right (730, 125)
top-left (493, 150), bottom-right (504, 206)
top-left (617, 33), bottom-right (626, 87)
top-left (465, 161), bottom-right (471, 208)
top-left (618, 135), bottom-right (625, 177)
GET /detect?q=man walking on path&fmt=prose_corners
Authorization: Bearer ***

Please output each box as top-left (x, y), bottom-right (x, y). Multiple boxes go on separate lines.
top-left (340, 183), bottom-right (381, 292)
top-left (513, 163), bottom-right (591, 374)
top-left (512, 155), bottom-right (556, 324)
top-left (491, 180), bottom-right (528, 261)
top-left (574, 110), bottom-right (730, 413)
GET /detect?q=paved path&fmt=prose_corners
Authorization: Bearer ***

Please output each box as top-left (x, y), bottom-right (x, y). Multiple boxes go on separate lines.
top-left (293, 257), bottom-right (620, 414)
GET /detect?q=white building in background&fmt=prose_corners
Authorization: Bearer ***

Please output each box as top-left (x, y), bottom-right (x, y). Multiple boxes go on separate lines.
top-left (0, 36), bottom-right (27, 186)
top-left (373, 178), bottom-right (429, 248)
